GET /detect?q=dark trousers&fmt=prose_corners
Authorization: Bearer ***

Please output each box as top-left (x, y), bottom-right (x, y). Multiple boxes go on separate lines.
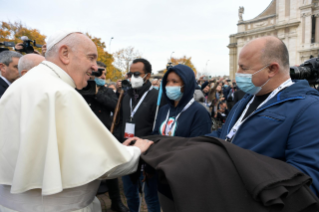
top-left (97, 178), bottom-right (121, 202)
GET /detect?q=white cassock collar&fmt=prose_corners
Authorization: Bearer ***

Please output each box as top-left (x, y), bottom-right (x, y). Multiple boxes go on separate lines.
top-left (41, 60), bottom-right (76, 88)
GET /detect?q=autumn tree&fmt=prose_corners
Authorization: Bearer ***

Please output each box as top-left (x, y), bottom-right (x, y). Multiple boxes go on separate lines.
top-left (113, 47), bottom-right (141, 73)
top-left (86, 33), bottom-right (122, 81)
top-left (167, 56), bottom-right (197, 76)
top-left (0, 21), bottom-right (46, 53)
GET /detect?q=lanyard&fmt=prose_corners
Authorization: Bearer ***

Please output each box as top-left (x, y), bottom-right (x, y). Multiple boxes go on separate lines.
top-left (130, 86), bottom-right (153, 121)
top-left (164, 98), bottom-right (195, 136)
top-left (226, 79), bottom-right (294, 141)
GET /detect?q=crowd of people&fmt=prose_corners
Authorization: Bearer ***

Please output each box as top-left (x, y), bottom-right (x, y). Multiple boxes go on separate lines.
top-left (0, 31), bottom-right (319, 212)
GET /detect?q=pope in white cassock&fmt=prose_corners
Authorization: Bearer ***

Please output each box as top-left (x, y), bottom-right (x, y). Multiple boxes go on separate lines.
top-left (0, 31), bottom-right (153, 212)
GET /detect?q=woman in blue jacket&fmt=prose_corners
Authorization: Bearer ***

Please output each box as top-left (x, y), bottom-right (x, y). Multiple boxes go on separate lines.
top-left (153, 64), bottom-right (212, 137)
top-left (151, 64), bottom-right (212, 211)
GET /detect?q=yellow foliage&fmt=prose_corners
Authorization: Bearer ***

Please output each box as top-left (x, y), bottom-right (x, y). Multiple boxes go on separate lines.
top-left (0, 21), bottom-right (46, 53)
top-left (86, 33), bottom-right (123, 81)
top-left (166, 56), bottom-right (197, 76)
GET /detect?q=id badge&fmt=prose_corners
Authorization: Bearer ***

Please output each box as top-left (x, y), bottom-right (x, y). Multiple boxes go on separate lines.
top-left (124, 122), bottom-right (135, 138)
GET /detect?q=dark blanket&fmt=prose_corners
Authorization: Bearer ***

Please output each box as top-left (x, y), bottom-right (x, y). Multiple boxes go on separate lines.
top-left (141, 135), bottom-right (319, 212)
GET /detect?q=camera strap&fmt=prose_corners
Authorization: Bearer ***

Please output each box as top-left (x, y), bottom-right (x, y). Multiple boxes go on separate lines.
top-left (226, 78), bottom-right (293, 142)
top-left (130, 86), bottom-right (153, 121)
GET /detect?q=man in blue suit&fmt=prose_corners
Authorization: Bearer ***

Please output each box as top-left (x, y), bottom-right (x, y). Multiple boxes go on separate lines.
top-left (207, 36), bottom-right (319, 197)
top-left (0, 51), bottom-right (22, 98)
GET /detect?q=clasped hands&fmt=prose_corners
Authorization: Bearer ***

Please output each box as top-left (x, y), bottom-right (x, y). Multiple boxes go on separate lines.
top-left (123, 137), bottom-right (154, 154)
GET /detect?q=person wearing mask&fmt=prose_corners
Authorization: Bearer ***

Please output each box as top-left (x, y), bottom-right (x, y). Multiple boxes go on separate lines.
top-left (151, 64), bottom-right (211, 211)
top-left (83, 61), bottom-right (127, 212)
top-left (152, 78), bottom-right (160, 90)
top-left (207, 36), bottom-right (319, 196)
top-left (0, 51), bottom-right (22, 98)
top-left (115, 58), bottom-right (160, 212)
top-left (153, 64), bottom-right (211, 137)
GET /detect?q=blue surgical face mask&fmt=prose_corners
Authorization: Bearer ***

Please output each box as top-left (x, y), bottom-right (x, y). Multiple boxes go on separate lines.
top-left (153, 86), bottom-right (159, 90)
top-left (95, 78), bottom-right (105, 86)
top-left (235, 66), bottom-right (269, 95)
top-left (166, 86), bottom-right (183, 101)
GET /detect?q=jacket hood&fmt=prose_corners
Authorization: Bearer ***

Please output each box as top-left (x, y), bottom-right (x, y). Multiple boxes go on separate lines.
top-left (162, 64), bottom-right (196, 110)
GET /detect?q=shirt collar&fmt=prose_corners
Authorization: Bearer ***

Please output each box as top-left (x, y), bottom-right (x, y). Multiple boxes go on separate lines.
top-left (41, 61), bottom-right (76, 88)
top-left (0, 75), bottom-right (11, 86)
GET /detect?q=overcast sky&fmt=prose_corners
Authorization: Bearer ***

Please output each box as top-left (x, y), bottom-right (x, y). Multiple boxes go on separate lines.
top-left (1, 0), bottom-right (272, 76)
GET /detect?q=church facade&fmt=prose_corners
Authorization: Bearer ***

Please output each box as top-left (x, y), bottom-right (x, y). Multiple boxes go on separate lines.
top-left (228, 0), bottom-right (319, 79)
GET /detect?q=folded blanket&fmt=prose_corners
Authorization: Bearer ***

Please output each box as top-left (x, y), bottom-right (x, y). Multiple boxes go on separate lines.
top-left (141, 135), bottom-right (319, 212)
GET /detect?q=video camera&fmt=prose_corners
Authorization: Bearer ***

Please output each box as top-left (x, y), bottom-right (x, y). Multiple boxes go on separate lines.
top-left (0, 41), bottom-right (15, 53)
top-left (290, 57), bottom-right (319, 86)
top-left (19, 36), bottom-right (43, 54)
top-left (76, 68), bottom-right (104, 95)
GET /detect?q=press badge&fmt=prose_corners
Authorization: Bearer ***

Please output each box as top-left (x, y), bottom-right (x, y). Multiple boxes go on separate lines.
top-left (124, 122), bottom-right (135, 138)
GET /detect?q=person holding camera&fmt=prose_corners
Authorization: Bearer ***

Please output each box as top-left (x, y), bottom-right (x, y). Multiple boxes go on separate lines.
top-left (83, 62), bottom-right (128, 212)
top-left (0, 30), bottom-right (153, 212)
top-left (207, 36), bottom-right (319, 197)
top-left (115, 58), bottom-right (161, 212)
top-left (0, 51), bottom-right (22, 98)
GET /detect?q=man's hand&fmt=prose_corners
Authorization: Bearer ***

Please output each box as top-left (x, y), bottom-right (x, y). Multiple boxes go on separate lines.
top-left (14, 43), bottom-right (23, 52)
top-left (123, 137), bottom-right (154, 154)
top-left (218, 78), bottom-right (224, 83)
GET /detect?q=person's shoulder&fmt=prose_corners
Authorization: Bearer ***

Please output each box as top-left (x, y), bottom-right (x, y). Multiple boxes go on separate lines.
top-left (191, 101), bottom-right (210, 114)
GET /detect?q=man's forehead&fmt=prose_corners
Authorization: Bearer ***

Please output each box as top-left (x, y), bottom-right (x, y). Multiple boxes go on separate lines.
top-left (130, 62), bottom-right (144, 71)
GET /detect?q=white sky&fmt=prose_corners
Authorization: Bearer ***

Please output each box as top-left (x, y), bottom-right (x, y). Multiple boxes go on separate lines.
top-left (1, 0), bottom-right (272, 76)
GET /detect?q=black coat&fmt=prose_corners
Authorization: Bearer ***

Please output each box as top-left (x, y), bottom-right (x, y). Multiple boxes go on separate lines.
top-left (141, 135), bottom-right (319, 212)
top-left (84, 86), bottom-right (118, 130)
top-left (115, 80), bottom-right (158, 142)
top-left (0, 77), bottom-right (9, 98)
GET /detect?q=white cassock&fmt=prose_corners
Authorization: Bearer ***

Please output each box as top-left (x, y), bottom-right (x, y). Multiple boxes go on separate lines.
top-left (0, 61), bottom-right (141, 212)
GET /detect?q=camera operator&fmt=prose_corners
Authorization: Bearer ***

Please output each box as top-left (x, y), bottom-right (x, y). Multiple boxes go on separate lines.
top-left (115, 58), bottom-right (160, 212)
top-left (18, 54), bottom-right (45, 76)
top-left (83, 61), bottom-right (128, 212)
top-left (207, 36), bottom-right (319, 196)
top-left (0, 51), bottom-right (22, 98)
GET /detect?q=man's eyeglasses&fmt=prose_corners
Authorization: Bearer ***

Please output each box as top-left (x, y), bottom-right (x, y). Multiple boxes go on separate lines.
top-left (127, 72), bottom-right (142, 78)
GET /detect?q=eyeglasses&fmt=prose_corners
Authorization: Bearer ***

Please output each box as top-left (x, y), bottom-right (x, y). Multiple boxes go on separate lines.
top-left (127, 72), bottom-right (142, 78)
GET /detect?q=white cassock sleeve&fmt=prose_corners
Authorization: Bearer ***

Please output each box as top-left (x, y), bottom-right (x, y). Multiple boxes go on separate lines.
top-left (99, 146), bottom-right (141, 179)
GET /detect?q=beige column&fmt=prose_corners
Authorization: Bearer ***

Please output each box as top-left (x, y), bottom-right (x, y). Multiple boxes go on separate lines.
top-left (285, 0), bottom-right (290, 17)
top-left (301, 12), bottom-right (312, 44)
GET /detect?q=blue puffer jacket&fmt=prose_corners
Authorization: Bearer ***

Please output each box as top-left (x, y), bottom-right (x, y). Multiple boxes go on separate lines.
top-left (206, 80), bottom-right (319, 196)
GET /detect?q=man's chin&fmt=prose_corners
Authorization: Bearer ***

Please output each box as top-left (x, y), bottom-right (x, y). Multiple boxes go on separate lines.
top-left (76, 82), bottom-right (88, 90)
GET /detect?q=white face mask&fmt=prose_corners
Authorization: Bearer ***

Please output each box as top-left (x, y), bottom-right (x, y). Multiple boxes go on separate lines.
top-left (131, 74), bottom-right (146, 89)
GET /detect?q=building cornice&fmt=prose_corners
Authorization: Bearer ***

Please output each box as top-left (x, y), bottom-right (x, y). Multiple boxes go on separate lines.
top-left (237, 14), bottom-right (276, 25)
top-left (299, 3), bottom-right (314, 10)
top-left (233, 21), bottom-right (300, 38)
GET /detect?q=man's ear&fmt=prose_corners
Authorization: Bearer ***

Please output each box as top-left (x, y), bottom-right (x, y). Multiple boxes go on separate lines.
top-left (59, 45), bottom-right (71, 65)
top-left (145, 73), bottom-right (151, 81)
top-left (0, 63), bottom-right (6, 74)
top-left (268, 63), bottom-right (280, 78)
top-left (21, 70), bottom-right (27, 76)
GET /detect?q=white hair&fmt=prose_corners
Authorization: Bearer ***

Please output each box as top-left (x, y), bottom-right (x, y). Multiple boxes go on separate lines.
top-left (18, 54), bottom-right (44, 76)
top-left (45, 33), bottom-right (85, 59)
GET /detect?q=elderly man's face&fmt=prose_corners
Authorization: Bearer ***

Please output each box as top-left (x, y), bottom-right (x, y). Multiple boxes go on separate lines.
top-left (68, 36), bottom-right (98, 89)
top-left (0, 57), bottom-right (20, 83)
top-left (237, 43), bottom-right (269, 87)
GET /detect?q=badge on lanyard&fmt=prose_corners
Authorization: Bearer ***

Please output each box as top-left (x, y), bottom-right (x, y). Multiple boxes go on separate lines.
top-left (124, 120), bottom-right (135, 138)
top-left (160, 117), bottom-right (177, 136)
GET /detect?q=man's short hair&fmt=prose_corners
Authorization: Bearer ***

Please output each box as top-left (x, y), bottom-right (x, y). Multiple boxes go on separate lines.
top-left (132, 58), bottom-right (152, 74)
top-left (97, 61), bottom-right (106, 68)
top-left (262, 38), bottom-right (290, 69)
top-left (0, 51), bottom-right (22, 66)
top-left (18, 54), bottom-right (41, 76)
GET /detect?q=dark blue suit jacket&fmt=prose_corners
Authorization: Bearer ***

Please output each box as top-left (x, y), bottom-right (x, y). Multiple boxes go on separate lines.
top-left (0, 77), bottom-right (9, 98)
